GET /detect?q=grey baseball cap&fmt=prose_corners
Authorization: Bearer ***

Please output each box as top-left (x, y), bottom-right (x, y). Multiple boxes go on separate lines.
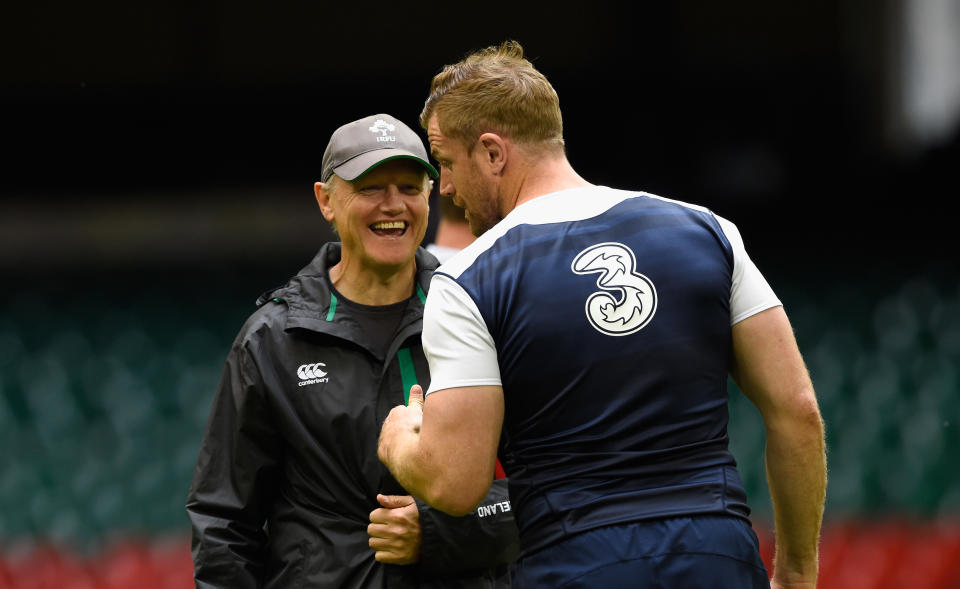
top-left (321, 113), bottom-right (439, 182)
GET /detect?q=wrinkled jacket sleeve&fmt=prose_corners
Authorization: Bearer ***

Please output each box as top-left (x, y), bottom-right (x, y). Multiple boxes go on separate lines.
top-left (416, 478), bottom-right (519, 581)
top-left (186, 335), bottom-right (282, 589)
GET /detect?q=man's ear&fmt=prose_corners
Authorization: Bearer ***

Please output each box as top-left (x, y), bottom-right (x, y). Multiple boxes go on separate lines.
top-left (477, 133), bottom-right (507, 175)
top-left (315, 181), bottom-right (335, 222)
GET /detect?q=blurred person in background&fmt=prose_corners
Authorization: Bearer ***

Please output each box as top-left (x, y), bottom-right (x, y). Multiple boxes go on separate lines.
top-left (425, 196), bottom-right (475, 264)
top-left (378, 42), bottom-right (826, 589)
top-left (187, 113), bottom-right (518, 588)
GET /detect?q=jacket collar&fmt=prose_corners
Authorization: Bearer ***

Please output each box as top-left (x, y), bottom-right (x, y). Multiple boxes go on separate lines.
top-left (261, 242), bottom-right (439, 342)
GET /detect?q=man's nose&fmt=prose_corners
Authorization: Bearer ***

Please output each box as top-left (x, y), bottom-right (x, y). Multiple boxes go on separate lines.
top-left (381, 185), bottom-right (405, 211)
top-left (439, 169), bottom-right (455, 197)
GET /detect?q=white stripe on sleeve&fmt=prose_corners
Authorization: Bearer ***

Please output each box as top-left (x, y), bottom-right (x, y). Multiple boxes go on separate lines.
top-left (716, 216), bottom-right (783, 325)
top-left (422, 274), bottom-right (502, 395)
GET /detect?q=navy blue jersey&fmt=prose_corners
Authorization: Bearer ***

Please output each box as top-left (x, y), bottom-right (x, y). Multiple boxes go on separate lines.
top-left (423, 186), bottom-right (780, 555)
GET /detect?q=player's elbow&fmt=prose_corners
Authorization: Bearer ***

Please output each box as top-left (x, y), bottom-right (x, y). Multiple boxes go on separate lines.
top-left (430, 496), bottom-right (482, 517)
top-left (766, 387), bottom-right (824, 442)
top-left (790, 389), bottom-right (824, 431)
top-left (421, 474), bottom-right (491, 517)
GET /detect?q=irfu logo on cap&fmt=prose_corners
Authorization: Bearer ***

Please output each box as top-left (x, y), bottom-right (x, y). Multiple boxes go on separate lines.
top-left (369, 119), bottom-right (397, 142)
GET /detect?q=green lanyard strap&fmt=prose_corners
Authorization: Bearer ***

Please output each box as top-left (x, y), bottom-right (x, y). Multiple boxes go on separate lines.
top-left (396, 347), bottom-right (419, 406)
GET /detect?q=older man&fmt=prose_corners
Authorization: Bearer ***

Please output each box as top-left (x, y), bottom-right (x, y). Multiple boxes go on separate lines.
top-left (188, 113), bottom-right (518, 588)
top-left (379, 43), bottom-right (826, 589)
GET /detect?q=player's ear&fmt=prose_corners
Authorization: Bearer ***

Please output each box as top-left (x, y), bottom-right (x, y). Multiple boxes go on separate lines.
top-left (477, 133), bottom-right (507, 175)
top-left (315, 181), bottom-right (335, 222)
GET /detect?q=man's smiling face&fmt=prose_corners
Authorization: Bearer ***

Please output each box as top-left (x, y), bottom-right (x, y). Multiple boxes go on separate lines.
top-left (322, 159), bottom-right (430, 274)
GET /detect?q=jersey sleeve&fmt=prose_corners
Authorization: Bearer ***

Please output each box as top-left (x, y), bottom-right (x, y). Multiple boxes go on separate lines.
top-left (422, 273), bottom-right (502, 395)
top-left (716, 216), bottom-right (782, 325)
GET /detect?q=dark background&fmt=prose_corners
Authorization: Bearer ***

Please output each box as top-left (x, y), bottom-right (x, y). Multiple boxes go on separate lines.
top-left (2, 0), bottom-right (955, 289)
top-left (1, 2), bottom-right (959, 580)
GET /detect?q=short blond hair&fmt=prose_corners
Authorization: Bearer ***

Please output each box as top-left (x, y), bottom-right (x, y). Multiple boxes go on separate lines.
top-left (420, 40), bottom-right (564, 153)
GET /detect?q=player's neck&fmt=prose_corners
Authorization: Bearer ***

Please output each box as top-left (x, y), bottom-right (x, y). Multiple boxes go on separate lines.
top-left (508, 156), bottom-right (591, 212)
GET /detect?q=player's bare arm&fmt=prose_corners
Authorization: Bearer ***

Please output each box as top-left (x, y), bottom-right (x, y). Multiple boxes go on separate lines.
top-left (730, 305), bottom-right (826, 589)
top-left (378, 384), bottom-right (504, 516)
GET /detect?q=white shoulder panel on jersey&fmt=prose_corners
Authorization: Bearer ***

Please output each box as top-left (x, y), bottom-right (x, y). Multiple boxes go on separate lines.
top-left (426, 186), bottom-right (781, 393)
top-left (635, 190), bottom-right (782, 324)
top-left (437, 185), bottom-right (636, 279)
top-left (640, 193), bottom-right (782, 323)
top-left (422, 273), bottom-right (502, 396)
top-left (714, 216), bottom-right (782, 325)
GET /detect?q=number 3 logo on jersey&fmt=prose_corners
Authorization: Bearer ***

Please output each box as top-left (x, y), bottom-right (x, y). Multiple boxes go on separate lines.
top-left (571, 242), bottom-right (657, 336)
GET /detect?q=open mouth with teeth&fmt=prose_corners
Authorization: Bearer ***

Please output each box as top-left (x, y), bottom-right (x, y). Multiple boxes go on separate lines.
top-left (370, 221), bottom-right (408, 237)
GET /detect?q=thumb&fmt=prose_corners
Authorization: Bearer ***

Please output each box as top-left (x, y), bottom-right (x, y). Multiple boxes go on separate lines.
top-left (378, 494), bottom-right (415, 508)
top-left (407, 384), bottom-right (424, 408)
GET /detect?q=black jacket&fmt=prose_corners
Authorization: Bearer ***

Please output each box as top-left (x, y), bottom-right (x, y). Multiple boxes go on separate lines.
top-left (187, 243), bottom-right (518, 588)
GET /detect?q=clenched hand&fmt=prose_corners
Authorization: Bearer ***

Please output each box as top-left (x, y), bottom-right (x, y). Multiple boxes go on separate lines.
top-left (368, 494), bottom-right (421, 565)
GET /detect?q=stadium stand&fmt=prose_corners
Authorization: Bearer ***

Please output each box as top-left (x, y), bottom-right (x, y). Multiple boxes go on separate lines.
top-left (1, 267), bottom-right (959, 587)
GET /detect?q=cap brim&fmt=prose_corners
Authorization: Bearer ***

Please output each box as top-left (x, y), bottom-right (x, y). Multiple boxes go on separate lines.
top-left (333, 150), bottom-right (439, 181)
